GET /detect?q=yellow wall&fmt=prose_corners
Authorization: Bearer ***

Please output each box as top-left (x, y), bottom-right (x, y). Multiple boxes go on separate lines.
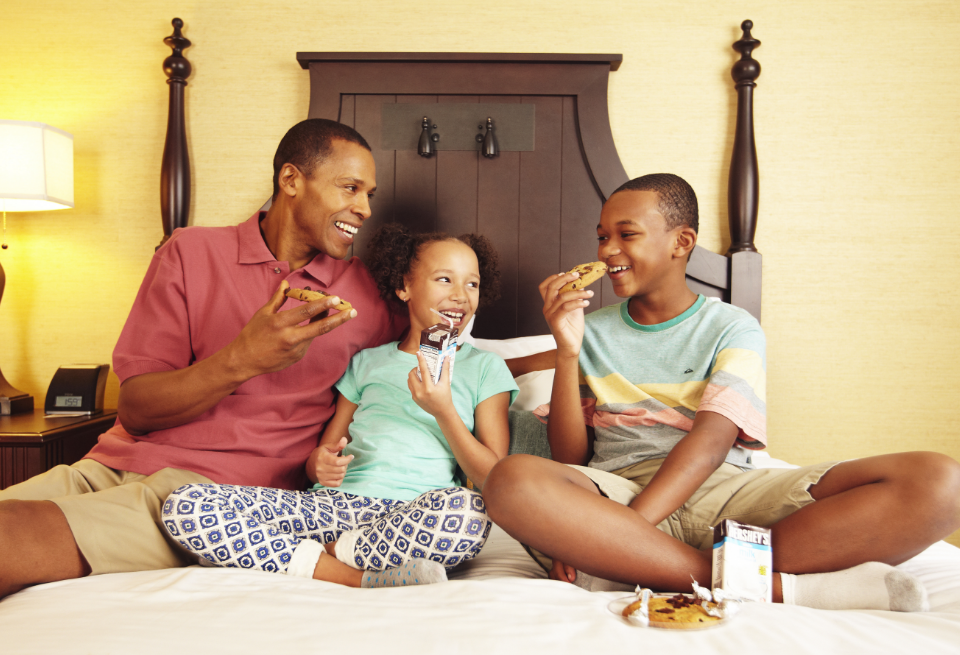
top-left (2, 1), bottom-right (959, 545)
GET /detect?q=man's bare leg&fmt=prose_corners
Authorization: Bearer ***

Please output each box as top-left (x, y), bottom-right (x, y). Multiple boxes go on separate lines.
top-left (0, 500), bottom-right (90, 598)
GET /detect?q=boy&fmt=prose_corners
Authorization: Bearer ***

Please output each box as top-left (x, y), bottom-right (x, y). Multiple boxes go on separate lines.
top-left (484, 174), bottom-right (960, 610)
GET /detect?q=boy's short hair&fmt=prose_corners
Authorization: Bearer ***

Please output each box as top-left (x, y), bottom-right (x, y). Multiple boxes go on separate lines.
top-left (272, 119), bottom-right (371, 198)
top-left (610, 174), bottom-right (699, 234)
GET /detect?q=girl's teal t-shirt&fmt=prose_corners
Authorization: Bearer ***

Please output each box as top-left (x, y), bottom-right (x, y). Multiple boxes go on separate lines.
top-left (312, 342), bottom-right (518, 501)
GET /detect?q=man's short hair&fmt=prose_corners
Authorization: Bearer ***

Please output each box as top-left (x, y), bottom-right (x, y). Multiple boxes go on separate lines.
top-left (272, 119), bottom-right (372, 198)
top-left (610, 173), bottom-right (699, 234)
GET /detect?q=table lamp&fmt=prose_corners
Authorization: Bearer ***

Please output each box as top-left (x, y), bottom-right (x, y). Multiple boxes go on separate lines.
top-left (0, 120), bottom-right (74, 415)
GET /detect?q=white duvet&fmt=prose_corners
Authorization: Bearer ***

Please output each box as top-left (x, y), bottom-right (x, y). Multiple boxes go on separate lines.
top-left (2, 521), bottom-right (959, 654)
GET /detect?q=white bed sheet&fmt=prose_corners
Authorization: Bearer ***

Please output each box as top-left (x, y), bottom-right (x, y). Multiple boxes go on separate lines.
top-left (2, 523), bottom-right (959, 654)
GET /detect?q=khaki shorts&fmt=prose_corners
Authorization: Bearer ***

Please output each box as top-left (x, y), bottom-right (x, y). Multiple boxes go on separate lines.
top-left (576, 458), bottom-right (838, 550)
top-left (0, 459), bottom-right (211, 575)
top-left (526, 458), bottom-right (837, 572)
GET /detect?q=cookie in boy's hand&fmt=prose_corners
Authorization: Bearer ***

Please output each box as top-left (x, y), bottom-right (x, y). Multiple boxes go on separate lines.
top-left (559, 262), bottom-right (608, 293)
top-left (285, 287), bottom-right (353, 312)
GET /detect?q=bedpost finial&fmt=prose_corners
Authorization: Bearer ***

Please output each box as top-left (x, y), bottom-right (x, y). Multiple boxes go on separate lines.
top-left (732, 20), bottom-right (761, 85)
top-left (164, 17), bottom-right (192, 58)
top-left (163, 18), bottom-right (192, 83)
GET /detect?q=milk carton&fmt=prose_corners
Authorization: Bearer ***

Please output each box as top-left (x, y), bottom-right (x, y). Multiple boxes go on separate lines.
top-left (711, 519), bottom-right (773, 602)
top-left (418, 322), bottom-right (458, 384)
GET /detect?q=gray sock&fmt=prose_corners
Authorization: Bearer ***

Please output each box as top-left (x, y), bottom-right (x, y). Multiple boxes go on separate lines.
top-left (360, 559), bottom-right (448, 588)
top-left (780, 562), bottom-right (929, 612)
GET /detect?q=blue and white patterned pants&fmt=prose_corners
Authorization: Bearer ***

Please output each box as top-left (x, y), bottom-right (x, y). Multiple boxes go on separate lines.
top-left (161, 484), bottom-right (490, 574)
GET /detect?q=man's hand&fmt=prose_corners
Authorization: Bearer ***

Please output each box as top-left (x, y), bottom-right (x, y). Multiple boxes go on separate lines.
top-left (538, 272), bottom-right (592, 359)
top-left (118, 281), bottom-right (356, 436)
top-left (226, 281), bottom-right (357, 380)
top-left (408, 353), bottom-right (455, 419)
top-left (307, 436), bottom-right (354, 487)
top-left (550, 558), bottom-right (577, 583)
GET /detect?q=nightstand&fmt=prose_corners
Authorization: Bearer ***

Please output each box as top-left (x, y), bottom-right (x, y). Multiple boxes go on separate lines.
top-left (0, 410), bottom-right (117, 490)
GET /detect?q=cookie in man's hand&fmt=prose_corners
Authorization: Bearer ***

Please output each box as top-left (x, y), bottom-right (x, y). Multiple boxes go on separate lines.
top-left (559, 262), bottom-right (608, 293)
top-left (284, 287), bottom-right (352, 312)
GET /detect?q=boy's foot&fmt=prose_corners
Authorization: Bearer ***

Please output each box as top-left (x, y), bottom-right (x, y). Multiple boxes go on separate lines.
top-left (780, 562), bottom-right (929, 611)
top-left (572, 570), bottom-right (634, 593)
top-left (360, 559), bottom-right (448, 588)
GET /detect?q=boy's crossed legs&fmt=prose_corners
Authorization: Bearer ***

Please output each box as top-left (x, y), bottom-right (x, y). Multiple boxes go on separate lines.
top-left (484, 451), bottom-right (960, 610)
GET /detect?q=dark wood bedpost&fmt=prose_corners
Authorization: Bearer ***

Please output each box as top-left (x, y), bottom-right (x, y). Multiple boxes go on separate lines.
top-left (159, 18), bottom-right (192, 249)
top-left (727, 20), bottom-right (762, 321)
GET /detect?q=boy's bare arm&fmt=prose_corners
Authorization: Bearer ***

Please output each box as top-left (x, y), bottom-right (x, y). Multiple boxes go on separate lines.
top-left (627, 410), bottom-right (740, 525)
top-left (539, 272), bottom-right (594, 465)
top-left (546, 352), bottom-right (593, 464)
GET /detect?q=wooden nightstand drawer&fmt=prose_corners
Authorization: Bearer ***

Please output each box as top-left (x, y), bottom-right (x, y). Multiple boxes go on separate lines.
top-left (0, 410), bottom-right (118, 489)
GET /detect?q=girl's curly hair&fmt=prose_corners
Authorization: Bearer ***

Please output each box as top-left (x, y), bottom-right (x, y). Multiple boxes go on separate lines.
top-left (366, 223), bottom-right (502, 313)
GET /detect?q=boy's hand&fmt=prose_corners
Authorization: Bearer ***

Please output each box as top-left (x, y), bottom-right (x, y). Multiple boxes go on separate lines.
top-left (539, 272), bottom-right (593, 358)
top-left (408, 352), bottom-right (455, 418)
top-left (549, 558), bottom-right (577, 583)
top-left (308, 436), bottom-right (354, 487)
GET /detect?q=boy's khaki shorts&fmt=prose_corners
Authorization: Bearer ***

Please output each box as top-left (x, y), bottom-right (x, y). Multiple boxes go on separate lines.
top-left (525, 458), bottom-right (837, 572)
top-left (575, 458), bottom-right (838, 550)
top-left (0, 459), bottom-right (211, 575)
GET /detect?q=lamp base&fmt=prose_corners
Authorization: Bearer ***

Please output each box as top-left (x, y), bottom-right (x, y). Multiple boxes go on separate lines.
top-left (0, 393), bottom-right (34, 416)
top-left (0, 367), bottom-right (35, 415)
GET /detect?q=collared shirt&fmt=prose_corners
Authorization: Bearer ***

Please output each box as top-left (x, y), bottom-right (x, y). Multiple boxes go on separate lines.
top-left (86, 212), bottom-right (406, 489)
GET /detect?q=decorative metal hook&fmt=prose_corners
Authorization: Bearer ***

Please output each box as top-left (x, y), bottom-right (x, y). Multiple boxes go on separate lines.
top-left (482, 117), bottom-right (498, 158)
top-left (418, 117), bottom-right (438, 157)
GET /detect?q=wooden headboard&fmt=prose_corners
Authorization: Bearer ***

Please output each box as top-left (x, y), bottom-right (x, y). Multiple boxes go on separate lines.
top-left (158, 20), bottom-right (762, 334)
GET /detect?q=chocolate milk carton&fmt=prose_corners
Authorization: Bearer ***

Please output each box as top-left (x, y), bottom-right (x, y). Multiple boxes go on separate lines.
top-left (711, 519), bottom-right (773, 602)
top-left (419, 322), bottom-right (458, 384)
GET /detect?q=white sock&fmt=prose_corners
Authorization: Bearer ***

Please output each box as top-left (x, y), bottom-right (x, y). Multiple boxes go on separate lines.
top-left (287, 539), bottom-right (325, 579)
top-left (333, 529), bottom-right (362, 569)
top-left (780, 562), bottom-right (929, 612)
top-left (360, 559), bottom-right (448, 588)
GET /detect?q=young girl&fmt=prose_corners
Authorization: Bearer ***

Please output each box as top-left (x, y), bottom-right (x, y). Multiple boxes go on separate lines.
top-left (161, 224), bottom-right (517, 588)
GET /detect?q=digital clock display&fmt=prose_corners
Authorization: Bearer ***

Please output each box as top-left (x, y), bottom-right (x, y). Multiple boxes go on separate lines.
top-left (55, 396), bottom-right (84, 408)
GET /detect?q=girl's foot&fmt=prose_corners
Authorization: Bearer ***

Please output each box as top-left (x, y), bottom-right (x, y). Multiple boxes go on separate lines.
top-left (360, 559), bottom-right (447, 588)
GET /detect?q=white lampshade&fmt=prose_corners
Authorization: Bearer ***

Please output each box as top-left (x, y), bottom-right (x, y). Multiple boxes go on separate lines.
top-left (0, 120), bottom-right (74, 212)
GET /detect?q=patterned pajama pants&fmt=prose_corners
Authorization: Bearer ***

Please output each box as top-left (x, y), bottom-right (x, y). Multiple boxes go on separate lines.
top-left (161, 484), bottom-right (490, 574)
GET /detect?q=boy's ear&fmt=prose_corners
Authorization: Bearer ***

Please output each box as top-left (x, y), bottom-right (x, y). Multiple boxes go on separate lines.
top-left (673, 226), bottom-right (697, 260)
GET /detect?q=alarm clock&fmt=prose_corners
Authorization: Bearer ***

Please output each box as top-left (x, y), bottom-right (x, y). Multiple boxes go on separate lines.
top-left (44, 364), bottom-right (110, 415)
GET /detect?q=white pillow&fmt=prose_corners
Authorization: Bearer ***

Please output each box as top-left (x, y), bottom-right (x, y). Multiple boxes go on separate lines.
top-left (466, 333), bottom-right (557, 411)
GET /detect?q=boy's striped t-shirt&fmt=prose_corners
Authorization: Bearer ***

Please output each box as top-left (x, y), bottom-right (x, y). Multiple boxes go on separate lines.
top-left (578, 295), bottom-right (766, 472)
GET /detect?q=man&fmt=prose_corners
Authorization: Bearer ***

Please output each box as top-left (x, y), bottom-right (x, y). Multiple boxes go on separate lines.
top-left (0, 119), bottom-right (405, 599)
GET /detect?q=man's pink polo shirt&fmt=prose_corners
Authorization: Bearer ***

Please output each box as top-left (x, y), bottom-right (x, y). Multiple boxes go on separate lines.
top-left (86, 213), bottom-right (405, 490)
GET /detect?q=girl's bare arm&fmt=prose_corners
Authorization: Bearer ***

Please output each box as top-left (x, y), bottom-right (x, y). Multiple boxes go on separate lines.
top-left (306, 394), bottom-right (358, 486)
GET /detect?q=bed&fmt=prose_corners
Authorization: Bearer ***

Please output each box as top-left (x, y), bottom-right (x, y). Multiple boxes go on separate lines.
top-left (3, 19), bottom-right (960, 655)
